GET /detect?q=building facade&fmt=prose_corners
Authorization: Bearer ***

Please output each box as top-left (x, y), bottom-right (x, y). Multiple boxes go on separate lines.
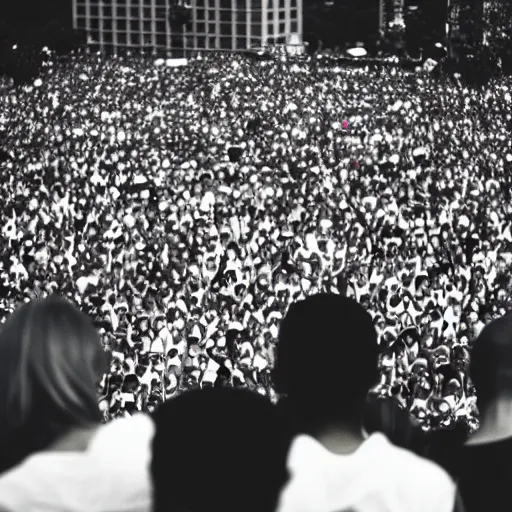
top-left (72, 0), bottom-right (302, 54)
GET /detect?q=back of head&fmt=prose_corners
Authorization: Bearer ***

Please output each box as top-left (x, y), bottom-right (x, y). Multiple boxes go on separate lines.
top-left (273, 293), bottom-right (379, 430)
top-left (151, 387), bottom-right (293, 512)
top-left (0, 295), bottom-right (108, 474)
top-left (470, 312), bottom-right (512, 411)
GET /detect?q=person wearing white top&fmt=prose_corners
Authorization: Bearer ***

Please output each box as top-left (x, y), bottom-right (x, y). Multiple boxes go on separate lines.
top-left (0, 413), bottom-right (154, 512)
top-left (273, 294), bottom-right (462, 512)
top-left (0, 295), bottom-right (154, 512)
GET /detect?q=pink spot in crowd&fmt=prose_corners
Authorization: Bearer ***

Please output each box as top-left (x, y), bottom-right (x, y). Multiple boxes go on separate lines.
top-left (342, 120), bottom-right (349, 129)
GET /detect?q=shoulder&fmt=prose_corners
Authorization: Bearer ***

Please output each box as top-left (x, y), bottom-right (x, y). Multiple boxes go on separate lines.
top-left (400, 449), bottom-right (455, 489)
top-left (102, 413), bottom-right (155, 435)
top-left (375, 434), bottom-right (455, 488)
top-left (91, 414), bottom-right (155, 454)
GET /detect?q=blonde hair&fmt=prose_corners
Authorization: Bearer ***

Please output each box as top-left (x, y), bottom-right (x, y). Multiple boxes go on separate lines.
top-left (0, 295), bottom-right (108, 474)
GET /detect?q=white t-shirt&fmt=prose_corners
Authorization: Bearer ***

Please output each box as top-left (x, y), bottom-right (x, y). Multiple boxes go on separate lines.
top-left (0, 413), bottom-right (154, 512)
top-left (277, 432), bottom-right (456, 512)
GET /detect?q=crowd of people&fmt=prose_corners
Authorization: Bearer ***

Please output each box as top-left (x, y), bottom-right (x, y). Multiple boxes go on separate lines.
top-left (1, 50), bottom-right (512, 435)
top-left (1, 293), bottom-right (512, 512)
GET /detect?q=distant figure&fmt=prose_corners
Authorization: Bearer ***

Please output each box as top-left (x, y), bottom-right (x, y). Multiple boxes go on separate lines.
top-left (273, 293), bottom-right (462, 512)
top-left (456, 313), bottom-right (512, 512)
top-left (0, 295), bottom-right (154, 512)
top-left (151, 387), bottom-right (293, 512)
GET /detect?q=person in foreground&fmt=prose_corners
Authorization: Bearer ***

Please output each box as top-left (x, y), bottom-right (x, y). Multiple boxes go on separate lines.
top-left (0, 295), bottom-right (154, 512)
top-left (455, 312), bottom-right (512, 512)
top-left (273, 293), bottom-right (463, 512)
top-left (150, 387), bottom-right (293, 512)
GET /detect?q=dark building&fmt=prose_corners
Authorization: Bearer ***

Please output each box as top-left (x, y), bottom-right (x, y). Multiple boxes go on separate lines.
top-left (1, 0), bottom-right (72, 41)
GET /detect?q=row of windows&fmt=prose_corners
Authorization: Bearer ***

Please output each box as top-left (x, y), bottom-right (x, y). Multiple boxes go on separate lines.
top-left (78, 25), bottom-right (170, 37)
top-left (77, 18), bottom-right (167, 32)
top-left (86, 36), bottom-right (290, 49)
top-left (76, 16), bottom-right (297, 28)
top-left (100, 34), bottom-right (169, 45)
top-left (76, 15), bottom-right (296, 25)
top-left (193, 20), bottom-right (296, 31)
top-left (189, 36), bottom-right (260, 48)
top-left (75, 7), bottom-right (295, 18)
top-left (76, 6), bottom-right (162, 18)
top-left (199, 8), bottom-right (291, 21)
top-left (93, 34), bottom-right (263, 50)
top-left (80, 20), bottom-right (297, 36)
top-left (75, 0), bottom-right (298, 10)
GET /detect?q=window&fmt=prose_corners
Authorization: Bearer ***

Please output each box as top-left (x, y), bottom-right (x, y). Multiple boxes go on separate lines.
top-left (130, 7), bottom-right (139, 18)
top-left (237, 22), bottom-right (247, 36)
top-left (209, 22), bottom-right (217, 32)
top-left (144, 7), bottom-right (152, 19)
top-left (220, 0), bottom-right (231, 8)
top-left (291, 18), bottom-right (297, 33)
top-left (131, 32), bottom-right (141, 46)
top-left (155, 33), bottom-right (166, 47)
top-left (208, 35), bottom-right (218, 48)
top-left (219, 10), bottom-right (231, 23)
top-left (219, 22), bottom-right (232, 36)
top-left (196, 21), bottom-right (206, 33)
top-left (237, 37), bottom-right (247, 48)
top-left (143, 20), bottom-right (152, 32)
top-left (196, 8), bottom-right (205, 19)
top-left (219, 36), bottom-right (232, 49)
top-left (279, 9), bottom-right (287, 21)
top-left (279, 22), bottom-right (286, 33)
top-left (118, 32), bottom-right (127, 45)
top-left (196, 35), bottom-right (206, 48)
top-left (117, 6), bottom-right (126, 18)
top-left (130, 19), bottom-right (140, 32)
top-left (117, 19), bottom-right (127, 31)
top-left (156, 20), bottom-right (167, 33)
top-left (77, 5), bottom-right (85, 16)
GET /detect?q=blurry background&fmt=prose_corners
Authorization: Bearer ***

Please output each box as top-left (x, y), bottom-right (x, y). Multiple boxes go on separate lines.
top-left (0, 0), bottom-right (508, 58)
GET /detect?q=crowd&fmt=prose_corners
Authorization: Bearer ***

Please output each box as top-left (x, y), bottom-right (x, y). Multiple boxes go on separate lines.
top-left (2, 292), bottom-right (512, 512)
top-left (1, 50), bottom-right (512, 433)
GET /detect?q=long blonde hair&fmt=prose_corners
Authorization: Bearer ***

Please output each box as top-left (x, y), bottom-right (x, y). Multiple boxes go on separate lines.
top-left (0, 295), bottom-right (109, 474)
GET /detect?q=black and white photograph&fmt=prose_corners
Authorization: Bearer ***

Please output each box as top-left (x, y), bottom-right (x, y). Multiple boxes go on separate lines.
top-left (0, 1), bottom-right (511, 511)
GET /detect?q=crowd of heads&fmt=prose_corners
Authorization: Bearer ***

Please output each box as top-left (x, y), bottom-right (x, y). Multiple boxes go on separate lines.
top-left (1, 49), bottom-right (512, 437)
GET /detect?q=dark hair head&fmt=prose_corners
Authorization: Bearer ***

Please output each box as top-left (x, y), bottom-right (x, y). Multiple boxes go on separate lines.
top-left (151, 387), bottom-right (293, 512)
top-left (470, 313), bottom-right (512, 410)
top-left (274, 293), bottom-right (379, 429)
top-left (0, 295), bottom-right (108, 474)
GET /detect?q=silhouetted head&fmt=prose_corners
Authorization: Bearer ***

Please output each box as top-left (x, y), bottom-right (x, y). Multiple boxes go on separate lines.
top-left (274, 293), bottom-right (379, 432)
top-left (470, 312), bottom-right (512, 413)
top-left (151, 387), bottom-right (293, 512)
